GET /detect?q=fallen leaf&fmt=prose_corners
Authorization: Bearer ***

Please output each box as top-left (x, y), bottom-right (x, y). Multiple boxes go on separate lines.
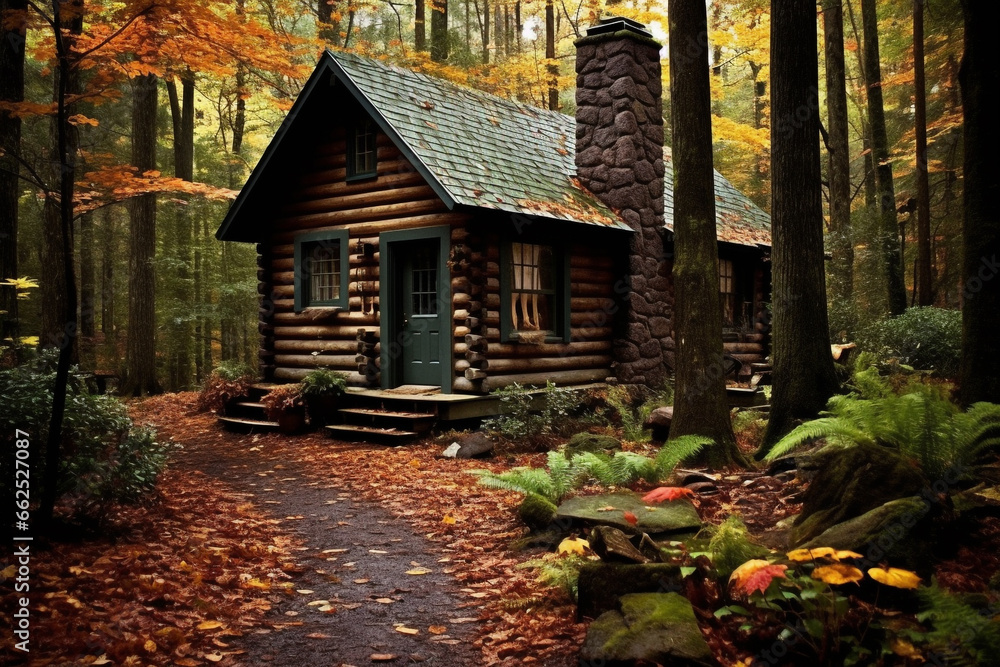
top-left (369, 549), bottom-right (388, 554)
top-left (442, 514), bottom-right (456, 525)
top-left (204, 653), bottom-right (224, 662)
top-left (296, 589), bottom-right (314, 594)
top-left (144, 639), bottom-right (157, 653)
top-left (197, 620), bottom-right (224, 630)
top-left (317, 604), bottom-right (336, 612)
top-left (371, 654), bottom-right (397, 662)
top-left (597, 505), bottom-right (616, 512)
top-left (395, 626), bottom-right (420, 635)
top-left (786, 547), bottom-right (838, 562)
top-left (730, 559), bottom-right (788, 595)
top-left (406, 568), bottom-right (432, 575)
top-left (557, 537), bottom-right (590, 555)
top-left (623, 511), bottom-right (638, 526)
top-left (642, 487), bottom-right (696, 503)
top-left (428, 625), bottom-right (447, 635)
top-left (354, 578), bottom-right (371, 584)
top-left (306, 633), bottom-right (331, 639)
top-left (375, 597), bottom-right (395, 604)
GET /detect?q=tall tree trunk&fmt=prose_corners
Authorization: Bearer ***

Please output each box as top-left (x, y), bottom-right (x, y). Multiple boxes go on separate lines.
top-left (221, 66), bottom-right (247, 363)
top-left (482, 0), bottom-right (489, 64)
top-left (100, 208), bottom-right (114, 338)
top-left (759, 0), bottom-right (839, 454)
top-left (913, 0), bottom-right (932, 307)
top-left (861, 0), bottom-right (906, 315)
top-left (40, 0), bottom-right (82, 530)
top-left (430, 0), bottom-right (448, 61)
top-left (823, 0), bottom-right (854, 319)
top-left (514, 0), bottom-right (521, 53)
top-left (317, 0), bottom-right (341, 45)
top-left (166, 73), bottom-right (195, 389)
top-left (668, 0), bottom-right (743, 467)
top-left (415, 0), bottom-right (426, 51)
top-left (545, 0), bottom-right (557, 110)
top-left (0, 0), bottom-right (26, 342)
top-left (121, 74), bottom-right (161, 397)
top-left (958, 0), bottom-right (1000, 405)
top-left (79, 212), bottom-right (94, 340)
top-left (845, 0), bottom-right (876, 208)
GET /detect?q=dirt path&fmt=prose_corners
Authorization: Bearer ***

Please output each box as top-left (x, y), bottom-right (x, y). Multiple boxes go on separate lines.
top-left (164, 426), bottom-right (484, 666)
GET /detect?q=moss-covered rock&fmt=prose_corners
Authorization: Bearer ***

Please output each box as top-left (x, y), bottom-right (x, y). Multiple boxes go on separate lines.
top-left (564, 432), bottom-right (621, 459)
top-left (517, 492), bottom-right (558, 531)
top-left (802, 495), bottom-right (934, 568)
top-left (580, 592), bottom-right (714, 666)
top-left (577, 563), bottom-right (683, 620)
top-left (791, 443), bottom-right (927, 545)
top-left (556, 492), bottom-right (702, 535)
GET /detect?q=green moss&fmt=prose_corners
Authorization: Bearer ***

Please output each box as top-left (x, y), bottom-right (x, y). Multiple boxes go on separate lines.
top-left (564, 432), bottom-right (621, 459)
top-left (518, 492), bottom-right (558, 530)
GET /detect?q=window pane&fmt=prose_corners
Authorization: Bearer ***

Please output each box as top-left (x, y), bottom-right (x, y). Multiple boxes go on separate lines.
top-left (510, 242), bottom-right (556, 333)
top-left (307, 242), bottom-right (340, 304)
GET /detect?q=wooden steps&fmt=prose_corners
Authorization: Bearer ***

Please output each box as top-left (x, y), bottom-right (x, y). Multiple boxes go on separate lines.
top-left (218, 386), bottom-right (280, 433)
top-left (218, 416), bottom-right (281, 431)
top-left (324, 394), bottom-right (438, 445)
top-left (325, 423), bottom-right (421, 445)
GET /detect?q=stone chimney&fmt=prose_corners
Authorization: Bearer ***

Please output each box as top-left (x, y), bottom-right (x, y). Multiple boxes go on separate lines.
top-left (575, 17), bottom-right (669, 391)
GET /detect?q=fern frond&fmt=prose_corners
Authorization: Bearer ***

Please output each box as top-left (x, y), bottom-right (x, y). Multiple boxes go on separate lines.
top-left (765, 417), bottom-right (874, 460)
top-left (546, 450), bottom-right (576, 501)
top-left (472, 467), bottom-right (556, 501)
top-left (655, 435), bottom-right (712, 478)
top-left (569, 451), bottom-right (614, 486)
top-left (606, 451), bottom-right (655, 486)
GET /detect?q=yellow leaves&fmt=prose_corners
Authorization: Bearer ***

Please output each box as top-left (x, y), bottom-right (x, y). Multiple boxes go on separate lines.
top-left (244, 578), bottom-right (270, 590)
top-left (812, 564), bottom-right (864, 585)
top-left (442, 514), bottom-right (457, 525)
top-left (406, 567), bottom-right (432, 575)
top-left (196, 620), bottom-right (224, 630)
top-left (557, 537), bottom-right (590, 556)
top-left (868, 567), bottom-right (921, 589)
top-left (143, 639), bottom-right (157, 653)
top-left (68, 113), bottom-right (100, 127)
top-left (394, 625), bottom-right (419, 635)
top-left (712, 115), bottom-right (771, 152)
top-left (786, 547), bottom-right (862, 562)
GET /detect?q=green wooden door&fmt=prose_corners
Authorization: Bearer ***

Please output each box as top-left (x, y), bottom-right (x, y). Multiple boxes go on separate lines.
top-left (400, 240), bottom-right (442, 385)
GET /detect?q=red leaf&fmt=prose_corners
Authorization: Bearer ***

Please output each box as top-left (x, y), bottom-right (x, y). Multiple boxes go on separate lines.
top-left (642, 487), bottom-right (696, 503)
top-left (623, 511), bottom-right (638, 525)
top-left (730, 560), bottom-right (788, 595)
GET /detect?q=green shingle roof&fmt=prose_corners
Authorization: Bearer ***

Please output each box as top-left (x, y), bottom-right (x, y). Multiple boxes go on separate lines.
top-left (333, 51), bottom-right (770, 246)
top-left (217, 50), bottom-right (771, 245)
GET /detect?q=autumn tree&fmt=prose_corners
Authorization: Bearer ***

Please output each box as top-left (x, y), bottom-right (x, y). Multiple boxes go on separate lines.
top-left (0, 0), bottom-right (26, 341)
top-left (759, 0), bottom-right (839, 453)
top-left (913, 0), bottom-right (932, 306)
top-left (958, 0), bottom-right (1000, 405)
top-left (668, 0), bottom-right (743, 467)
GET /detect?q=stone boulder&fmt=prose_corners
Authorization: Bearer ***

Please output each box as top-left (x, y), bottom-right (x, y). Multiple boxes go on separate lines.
top-left (643, 406), bottom-right (673, 442)
top-left (790, 443), bottom-right (927, 545)
top-left (577, 563), bottom-right (683, 620)
top-left (556, 492), bottom-right (701, 535)
top-left (564, 432), bottom-right (621, 459)
top-left (580, 593), bottom-right (715, 666)
top-left (441, 432), bottom-right (494, 459)
top-left (588, 525), bottom-right (649, 563)
top-left (517, 493), bottom-right (558, 531)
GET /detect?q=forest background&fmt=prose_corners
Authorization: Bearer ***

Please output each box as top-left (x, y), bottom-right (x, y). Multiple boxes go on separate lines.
top-left (0, 0), bottom-right (967, 393)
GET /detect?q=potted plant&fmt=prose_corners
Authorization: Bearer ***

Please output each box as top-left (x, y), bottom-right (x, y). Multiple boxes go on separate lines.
top-left (301, 369), bottom-right (348, 427)
top-left (261, 383), bottom-right (307, 434)
top-left (197, 361), bottom-right (257, 415)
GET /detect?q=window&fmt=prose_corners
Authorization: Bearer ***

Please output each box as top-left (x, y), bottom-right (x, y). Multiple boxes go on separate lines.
top-left (501, 239), bottom-right (569, 342)
top-left (348, 117), bottom-right (377, 180)
top-left (294, 230), bottom-right (350, 311)
top-left (720, 258), bottom-right (735, 327)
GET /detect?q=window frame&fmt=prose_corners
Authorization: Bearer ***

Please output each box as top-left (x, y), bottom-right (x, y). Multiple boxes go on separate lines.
top-left (720, 257), bottom-right (736, 329)
top-left (346, 116), bottom-right (378, 181)
top-left (293, 229), bottom-right (350, 312)
top-left (499, 236), bottom-right (571, 343)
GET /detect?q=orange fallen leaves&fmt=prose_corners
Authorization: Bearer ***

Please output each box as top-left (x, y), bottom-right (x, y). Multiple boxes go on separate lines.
top-left (642, 486), bottom-right (696, 503)
top-left (623, 511), bottom-right (638, 526)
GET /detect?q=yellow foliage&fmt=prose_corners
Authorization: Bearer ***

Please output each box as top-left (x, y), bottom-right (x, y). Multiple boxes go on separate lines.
top-left (557, 536), bottom-right (590, 556)
top-left (868, 567), bottom-right (921, 589)
top-left (812, 564), bottom-right (864, 585)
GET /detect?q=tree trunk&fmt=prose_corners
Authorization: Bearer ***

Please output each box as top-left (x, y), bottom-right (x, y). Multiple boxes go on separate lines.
top-left (545, 0), bottom-right (557, 110)
top-left (913, 0), bottom-right (932, 307)
top-left (958, 0), bottom-right (1000, 405)
top-left (861, 0), bottom-right (906, 316)
top-left (0, 0), bottom-right (26, 342)
top-left (759, 0), bottom-right (839, 454)
top-left (482, 0), bottom-right (489, 64)
top-left (823, 0), bottom-right (854, 320)
top-left (121, 74), bottom-right (161, 397)
top-left (430, 0), bottom-right (448, 61)
top-left (317, 0), bottom-right (341, 45)
top-left (79, 212), bottom-right (95, 340)
top-left (100, 208), bottom-right (114, 337)
top-left (415, 0), bottom-right (426, 51)
top-left (668, 0), bottom-right (743, 468)
top-left (166, 73), bottom-right (195, 389)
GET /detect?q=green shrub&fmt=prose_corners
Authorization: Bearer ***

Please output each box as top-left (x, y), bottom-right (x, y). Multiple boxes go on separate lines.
top-left (708, 515), bottom-right (767, 578)
top-left (482, 381), bottom-right (579, 440)
top-left (518, 553), bottom-right (589, 601)
top-left (213, 359), bottom-right (258, 381)
top-left (0, 349), bottom-right (168, 511)
top-left (604, 383), bottom-right (672, 442)
top-left (198, 361), bottom-right (257, 412)
top-left (300, 368), bottom-right (348, 397)
top-left (916, 583), bottom-right (1000, 665)
top-left (857, 307), bottom-right (961, 376)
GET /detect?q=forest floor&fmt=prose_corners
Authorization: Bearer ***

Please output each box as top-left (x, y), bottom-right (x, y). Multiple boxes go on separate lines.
top-left (4, 392), bottom-right (997, 666)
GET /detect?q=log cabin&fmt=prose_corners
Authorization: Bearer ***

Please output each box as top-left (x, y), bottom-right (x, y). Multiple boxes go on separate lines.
top-left (216, 17), bottom-right (772, 401)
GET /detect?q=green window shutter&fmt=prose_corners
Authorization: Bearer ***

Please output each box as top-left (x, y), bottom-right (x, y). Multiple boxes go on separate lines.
top-left (293, 229), bottom-right (350, 312)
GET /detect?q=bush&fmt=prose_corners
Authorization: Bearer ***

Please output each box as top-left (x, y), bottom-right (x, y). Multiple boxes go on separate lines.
top-left (857, 307), bottom-right (961, 376)
top-left (0, 349), bottom-right (167, 512)
top-left (300, 369), bottom-right (348, 397)
top-left (603, 383), bottom-right (673, 442)
top-left (198, 361), bottom-right (256, 412)
top-left (482, 381), bottom-right (579, 440)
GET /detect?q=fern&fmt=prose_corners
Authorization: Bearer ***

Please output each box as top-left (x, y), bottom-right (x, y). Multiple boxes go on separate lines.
top-left (655, 435), bottom-right (711, 477)
top-left (518, 553), bottom-right (588, 601)
top-left (471, 467), bottom-right (557, 501)
top-left (765, 388), bottom-right (1000, 480)
top-left (916, 583), bottom-right (1000, 666)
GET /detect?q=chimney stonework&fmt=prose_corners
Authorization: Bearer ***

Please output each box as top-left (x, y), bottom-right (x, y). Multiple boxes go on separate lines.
top-left (575, 18), bottom-right (669, 391)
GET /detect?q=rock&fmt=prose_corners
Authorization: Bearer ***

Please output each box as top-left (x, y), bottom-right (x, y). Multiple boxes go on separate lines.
top-left (677, 469), bottom-right (719, 485)
top-left (577, 563), bottom-right (683, 620)
top-left (518, 493), bottom-right (558, 531)
top-left (564, 432), bottom-right (621, 459)
top-left (556, 492), bottom-right (701, 535)
top-left (580, 593), bottom-right (715, 666)
top-left (685, 481), bottom-right (719, 496)
top-left (589, 526), bottom-right (649, 563)
top-left (802, 496), bottom-right (935, 568)
top-left (446, 432), bottom-right (494, 459)
top-left (790, 443), bottom-right (927, 545)
top-left (643, 406), bottom-right (673, 442)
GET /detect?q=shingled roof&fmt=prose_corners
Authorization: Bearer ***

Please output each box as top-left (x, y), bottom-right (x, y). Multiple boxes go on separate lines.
top-left (218, 50), bottom-right (771, 246)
